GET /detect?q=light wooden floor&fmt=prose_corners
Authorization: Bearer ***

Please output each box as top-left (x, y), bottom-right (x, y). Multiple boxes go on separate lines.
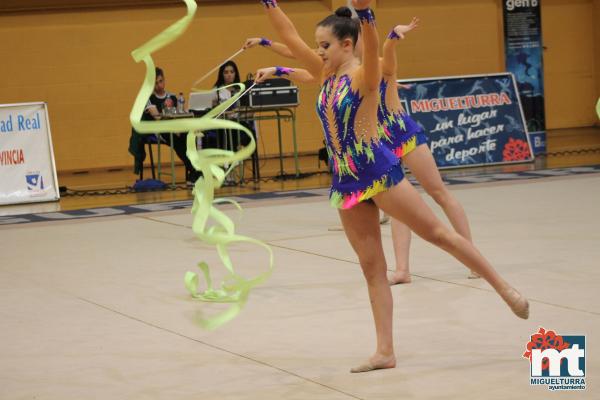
top-left (1, 172), bottom-right (598, 399)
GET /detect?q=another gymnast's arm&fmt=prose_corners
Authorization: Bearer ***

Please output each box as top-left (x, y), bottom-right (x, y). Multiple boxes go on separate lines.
top-left (260, 0), bottom-right (323, 79)
top-left (255, 66), bottom-right (317, 84)
top-left (244, 37), bottom-right (295, 59)
top-left (244, 37), bottom-right (320, 60)
top-left (381, 18), bottom-right (419, 77)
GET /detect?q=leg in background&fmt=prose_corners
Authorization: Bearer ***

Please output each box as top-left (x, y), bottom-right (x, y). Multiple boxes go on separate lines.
top-left (388, 219), bottom-right (412, 285)
top-left (403, 145), bottom-right (480, 279)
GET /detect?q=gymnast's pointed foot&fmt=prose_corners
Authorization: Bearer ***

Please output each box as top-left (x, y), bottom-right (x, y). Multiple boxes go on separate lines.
top-left (350, 353), bottom-right (396, 373)
top-left (499, 286), bottom-right (529, 319)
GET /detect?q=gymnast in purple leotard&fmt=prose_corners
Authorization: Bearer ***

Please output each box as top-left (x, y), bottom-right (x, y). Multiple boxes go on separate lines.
top-left (246, 20), bottom-right (481, 282)
top-left (256, 0), bottom-right (529, 374)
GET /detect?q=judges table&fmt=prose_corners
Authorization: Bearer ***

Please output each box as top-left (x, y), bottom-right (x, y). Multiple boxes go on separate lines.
top-left (224, 106), bottom-right (300, 180)
top-left (155, 106), bottom-right (300, 186)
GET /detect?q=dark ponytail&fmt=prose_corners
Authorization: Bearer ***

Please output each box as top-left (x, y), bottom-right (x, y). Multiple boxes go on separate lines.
top-left (317, 6), bottom-right (360, 46)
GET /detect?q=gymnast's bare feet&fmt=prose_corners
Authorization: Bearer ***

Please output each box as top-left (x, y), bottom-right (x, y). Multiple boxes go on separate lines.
top-left (499, 286), bottom-right (529, 319)
top-left (380, 213), bottom-right (390, 225)
top-left (468, 270), bottom-right (481, 279)
top-left (388, 270), bottom-right (412, 285)
top-left (350, 353), bottom-right (396, 373)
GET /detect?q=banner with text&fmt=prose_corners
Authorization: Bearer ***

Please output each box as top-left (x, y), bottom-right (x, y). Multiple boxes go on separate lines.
top-left (398, 73), bottom-right (534, 169)
top-left (503, 0), bottom-right (546, 155)
top-left (0, 103), bottom-right (60, 205)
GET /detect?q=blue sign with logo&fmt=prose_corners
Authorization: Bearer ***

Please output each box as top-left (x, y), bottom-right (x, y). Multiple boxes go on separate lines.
top-left (524, 327), bottom-right (586, 391)
top-left (398, 73), bottom-right (534, 169)
top-left (503, 0), bottom-right (546, 155)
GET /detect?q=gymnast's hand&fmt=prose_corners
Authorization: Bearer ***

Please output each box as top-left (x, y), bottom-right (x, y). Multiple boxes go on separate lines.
top-left (255, 67), bottom-right (276, 83)
top-left (244, 38), bottom-right (262, 49)
top-left (352, 0), bottom-right (373, 9)
top-left (392, 17), bottom-right (420, 39)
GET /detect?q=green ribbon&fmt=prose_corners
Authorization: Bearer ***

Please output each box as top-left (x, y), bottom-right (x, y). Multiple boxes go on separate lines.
top-left (130, 0), bottom-right (273, 330)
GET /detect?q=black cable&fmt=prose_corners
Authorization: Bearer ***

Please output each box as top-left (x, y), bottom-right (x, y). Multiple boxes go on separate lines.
top-left (535, 147), bottom-right (600, 158)
top-left (61, 172), bottom-right (321, 197)
top-left (61, 183), bottom-right (191, 197)
top-left (59, 146), bottom-right (600, 197)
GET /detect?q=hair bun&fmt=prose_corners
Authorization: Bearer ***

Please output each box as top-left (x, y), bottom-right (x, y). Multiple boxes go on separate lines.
top-left (334, 6), bottom-right (352, 19)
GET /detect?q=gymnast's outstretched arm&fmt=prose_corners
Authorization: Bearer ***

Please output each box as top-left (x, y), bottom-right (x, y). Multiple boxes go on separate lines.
top-left (259, 1), bottom-right (323, 79)
top-left (381, 17), bottom-right (419, 77)
top-left (255, 66), bottom-right (316, 84)
top-left (243, 37), bottom-right (295, 59)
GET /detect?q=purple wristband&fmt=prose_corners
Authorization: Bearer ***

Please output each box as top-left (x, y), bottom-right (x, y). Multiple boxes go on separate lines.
top-left (274, 66), bottom-right (293, 77)
top-left (259, 38), bottom-right (272, 47)
top-left (388, 29), bottom-right (400, 40)
top-left (356, 8), bottom-right (376, 26)
top-left (261, 0), bottom-right (278, 8)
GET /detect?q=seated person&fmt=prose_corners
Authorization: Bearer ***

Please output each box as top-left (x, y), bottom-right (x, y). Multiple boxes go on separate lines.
top-left (130, 67), bottom-right (200, 184)
top-left (208, 61), bottom-right (259, 181)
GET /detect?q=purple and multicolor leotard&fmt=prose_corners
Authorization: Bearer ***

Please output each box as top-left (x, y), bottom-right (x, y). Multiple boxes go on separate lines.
top-left (378, 78), bottom-right (428, 159)
top-left (317, 74), bottom-right (404, 209)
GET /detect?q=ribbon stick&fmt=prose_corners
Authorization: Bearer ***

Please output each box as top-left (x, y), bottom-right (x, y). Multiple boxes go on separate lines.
top-left (130, 0), bottom-right (273, 330)
top-left (191, 47), bottom-right (246, 89)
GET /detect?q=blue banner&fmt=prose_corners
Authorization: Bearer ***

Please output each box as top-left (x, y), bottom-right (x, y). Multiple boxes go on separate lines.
top-left (503, 0), bottom-right (546, 155)
top-left (398, 73), bottom-right (534, 169)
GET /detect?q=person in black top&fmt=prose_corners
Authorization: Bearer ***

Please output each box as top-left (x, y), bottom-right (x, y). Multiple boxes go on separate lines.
top-left (211, 61), bottom-right (259, 181)
top-left (130, 67), bottom-right (199, 184)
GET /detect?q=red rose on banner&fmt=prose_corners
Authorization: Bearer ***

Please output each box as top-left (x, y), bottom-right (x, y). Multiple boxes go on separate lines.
top-left (523, 327), bottom-right (570, 370)
top-left (503, 138), bottom-right (530, 161)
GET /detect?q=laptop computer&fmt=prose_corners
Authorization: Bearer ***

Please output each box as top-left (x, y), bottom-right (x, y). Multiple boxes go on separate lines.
top-left (188, 92), bottom-right (214, 111)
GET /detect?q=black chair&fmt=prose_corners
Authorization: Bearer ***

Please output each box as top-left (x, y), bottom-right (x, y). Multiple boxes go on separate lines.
top-left (139, 134), bottom-right (158, 181)
top-left (138, 133), bottom-right (176, 184)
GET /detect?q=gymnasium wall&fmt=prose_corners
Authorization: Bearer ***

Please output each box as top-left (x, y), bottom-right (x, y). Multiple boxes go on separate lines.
top-left (595, 0), bottom-right (600, 119)
top-left (0, 0), bottom-right (598, 173)
top-left (542, 0), bottom-right (597, 129)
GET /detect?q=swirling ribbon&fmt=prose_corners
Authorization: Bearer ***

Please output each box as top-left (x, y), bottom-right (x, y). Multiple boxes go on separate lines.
top-left (130, 0), bottom-right (273, 330)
